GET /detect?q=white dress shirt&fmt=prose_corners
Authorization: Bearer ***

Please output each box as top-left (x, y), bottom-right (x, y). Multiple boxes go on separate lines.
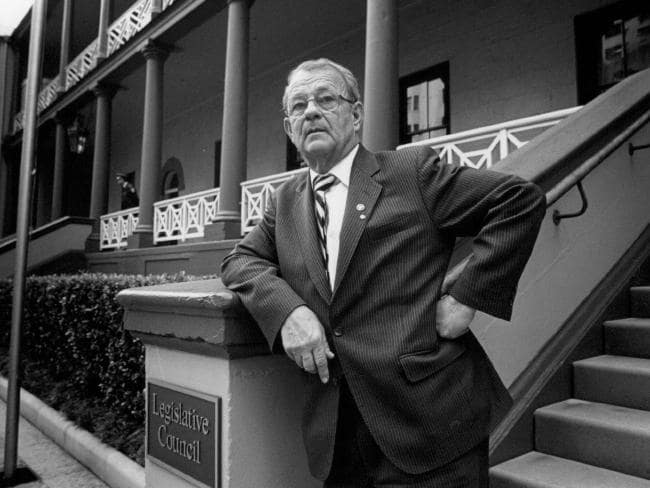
top-left (309, 144), bottom-right (359, 289)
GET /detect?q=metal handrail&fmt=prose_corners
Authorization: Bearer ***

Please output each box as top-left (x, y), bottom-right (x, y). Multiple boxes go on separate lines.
top-left (545, 108), bottom-right (650, 207)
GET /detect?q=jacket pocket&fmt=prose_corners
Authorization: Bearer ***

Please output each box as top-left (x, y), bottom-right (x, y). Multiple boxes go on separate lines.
top-left (399, 339), bottom-right (467, 383)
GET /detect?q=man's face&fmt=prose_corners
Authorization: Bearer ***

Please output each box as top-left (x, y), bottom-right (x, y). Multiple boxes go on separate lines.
top-left (283, 68), bottom-right (363, 173)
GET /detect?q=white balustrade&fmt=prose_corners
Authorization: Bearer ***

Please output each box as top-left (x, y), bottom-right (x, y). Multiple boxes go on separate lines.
top-left (100, 208), bottom-right (139, 250)
top-left (153, 188), bottom-right (220, 244)
top-left (240, 167), bottom-right (308, 235)
top-left (398, 107), bottom-right (581, 169)
top-left (107, 0), bottom-right (154, 57)
top-left (65, 39), bottom-right (99, 89)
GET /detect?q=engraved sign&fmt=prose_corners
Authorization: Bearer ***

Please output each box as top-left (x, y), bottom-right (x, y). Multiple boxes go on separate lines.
top-left (147, 381), bottom-right (220, 488)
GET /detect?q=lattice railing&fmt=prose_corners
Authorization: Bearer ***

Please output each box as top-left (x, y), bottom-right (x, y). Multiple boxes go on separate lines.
top-left (398, 107), bottom-right (581, 169)
top-left (65, 39), bottom-right (99, 90)
top-left (37, 77), bottom-right (61, 113)
top-left (240, 167), bottom-right (308, 235)
top-left (153, 188), bottom-right (220, 243)
top-left (100, 207), bottom-right (139, 250)
top-left (107, 0), bottom-right (154, 57)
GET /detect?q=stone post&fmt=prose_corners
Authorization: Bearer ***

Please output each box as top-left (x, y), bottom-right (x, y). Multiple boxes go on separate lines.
top-left (362, 0), bottom-right (399, 151)
top-left (128, 41), bottom-right (169, 249)
top-left (210, 0), bottom-right (251, 240)
top-left (86, 84), bottom-right (117, 251)
top-left (117, 279), bottom-right (320, 488)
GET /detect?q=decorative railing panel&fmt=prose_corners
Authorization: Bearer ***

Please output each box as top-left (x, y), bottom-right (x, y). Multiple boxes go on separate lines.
top-left (240, 168), bottom-right (308, 234)
top-left (100, 208), bottom-right (139, 250)
top-left (65, 39), bottom-right (98, 90)
top-left (107, 0), bottom-right (154, 57)
top-left (37, 77), bottom-right (61, 113)
top-left (398, 107), bottom-right (581, 169)
top-left (153, 188), bottom-right (220, 243)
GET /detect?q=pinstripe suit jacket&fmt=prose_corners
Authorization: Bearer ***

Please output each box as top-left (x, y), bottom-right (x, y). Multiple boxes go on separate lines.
top-left (221, 145), bottom-right (546, 479)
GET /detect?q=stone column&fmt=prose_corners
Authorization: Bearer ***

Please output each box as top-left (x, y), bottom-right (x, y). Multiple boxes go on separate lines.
top-left (50, 115), bottom-right (67, 220)
top-left (96, 0), bottom-right (112, 60)
top-left (128, 42), bottom-right (169, 249)
top-left (362, 0), bottom-right (399, 151)
top-left (210, 0), bottom-right (251, 240)
top-left (86, 84), bottom-right (117, 251)
top-left (58, 0), bottom-right (72, 90)
top-left (49, 0), bottom-right (73, 220)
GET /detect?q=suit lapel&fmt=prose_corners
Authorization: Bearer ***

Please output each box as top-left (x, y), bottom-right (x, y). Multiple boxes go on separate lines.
top-left (291, 176), bottom-right (332, 304)
top-left (333, 147), bottom-right (382, 295)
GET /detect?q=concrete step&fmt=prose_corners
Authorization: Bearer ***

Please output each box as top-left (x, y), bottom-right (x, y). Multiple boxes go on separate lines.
top-left (490, 451), bottom-right (650, 488)
top-left (604, 318), bottom-right (650, 358)
top-left (574, 355), bottom-right (650, 410)
top-left (631, 287), bottom-right (650, 317)
top-left (535, 399), bottom-right (650, 479)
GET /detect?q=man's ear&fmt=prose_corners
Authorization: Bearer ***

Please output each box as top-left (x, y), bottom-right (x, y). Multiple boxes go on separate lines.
top-left (283, 117), bottom-right (293, 139)
top-left (352, 102), bottom-right (364, 132)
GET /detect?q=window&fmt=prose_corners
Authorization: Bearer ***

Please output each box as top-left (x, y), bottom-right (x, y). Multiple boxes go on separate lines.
top-left (575, 1), bottom-right (650, 104)
top-left (160, 157), bottom-right (185, 198)
top-left (399, 62), bottom-right (450, 144)
top-left (163, 171), bottom-right (179, 199)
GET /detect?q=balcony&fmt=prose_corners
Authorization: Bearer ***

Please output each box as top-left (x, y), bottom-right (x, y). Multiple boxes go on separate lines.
top-left (13, 0), bottom-right (180, 134)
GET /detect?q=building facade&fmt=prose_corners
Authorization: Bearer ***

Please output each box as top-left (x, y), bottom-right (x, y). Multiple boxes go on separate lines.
top-left (0, 0), bottom-right (648, 257)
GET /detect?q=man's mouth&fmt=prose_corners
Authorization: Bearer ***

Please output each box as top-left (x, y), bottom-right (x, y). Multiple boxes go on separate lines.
top-left (305, 127), bottom-right (326, 136)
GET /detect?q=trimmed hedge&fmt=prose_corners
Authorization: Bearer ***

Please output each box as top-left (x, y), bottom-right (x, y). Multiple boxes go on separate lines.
top-left (0, 272), bottom-right (215, 463)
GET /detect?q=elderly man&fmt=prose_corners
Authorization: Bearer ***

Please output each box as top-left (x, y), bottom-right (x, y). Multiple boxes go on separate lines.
top-left (221, 59), bottom-right (545, 487)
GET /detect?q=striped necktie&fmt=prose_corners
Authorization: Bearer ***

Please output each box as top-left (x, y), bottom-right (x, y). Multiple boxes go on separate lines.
top-left (313, 173), bottom-right (338, 281)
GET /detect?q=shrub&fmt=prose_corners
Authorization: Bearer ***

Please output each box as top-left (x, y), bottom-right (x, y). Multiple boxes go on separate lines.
top-left (0, 272), bottom-right (215, 463)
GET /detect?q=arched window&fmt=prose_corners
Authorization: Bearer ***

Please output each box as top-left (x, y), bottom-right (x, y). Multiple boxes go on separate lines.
top-left (161, 157), bottom-right (185, 199)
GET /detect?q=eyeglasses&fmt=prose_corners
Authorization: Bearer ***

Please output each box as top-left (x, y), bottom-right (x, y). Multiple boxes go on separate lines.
top-left (286, 91), bottom-right (356, 118)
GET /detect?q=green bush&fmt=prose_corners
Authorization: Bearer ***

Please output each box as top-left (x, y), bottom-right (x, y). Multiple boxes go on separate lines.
top-left (0, 272), bottom-right (215, 463)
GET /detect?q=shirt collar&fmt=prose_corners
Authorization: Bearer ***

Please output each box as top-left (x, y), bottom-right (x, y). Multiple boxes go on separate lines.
top-left (309, 144), bottom-right (359, 189)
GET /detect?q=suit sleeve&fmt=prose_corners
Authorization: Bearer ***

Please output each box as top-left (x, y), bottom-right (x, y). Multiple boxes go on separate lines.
top-left (220, 193), bottom-right (306, 352)
top-left (416, 148), bottom-right (546, 320)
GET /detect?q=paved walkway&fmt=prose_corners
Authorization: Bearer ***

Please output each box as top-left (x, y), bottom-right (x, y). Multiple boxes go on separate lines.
top-left (0, 398), bottom-right (109, 488)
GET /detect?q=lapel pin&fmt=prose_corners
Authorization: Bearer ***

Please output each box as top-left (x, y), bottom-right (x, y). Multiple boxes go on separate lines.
top-left (360, 214), bottom-right (366, 220)
top-left (356, 203), bottom-right (366, 212)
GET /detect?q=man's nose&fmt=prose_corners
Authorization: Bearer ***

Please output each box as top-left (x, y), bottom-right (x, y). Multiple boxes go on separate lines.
top-left (303, 98), bottom-right (322, 119)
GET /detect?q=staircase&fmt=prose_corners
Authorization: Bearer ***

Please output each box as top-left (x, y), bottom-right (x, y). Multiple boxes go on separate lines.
top-left (491, 286), bottom-right (650, 487)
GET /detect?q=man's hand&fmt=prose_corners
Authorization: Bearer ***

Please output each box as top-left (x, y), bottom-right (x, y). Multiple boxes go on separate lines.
top-left (281, 306), bottom-right (335, 383)
top-left (436, 295), bottom-right (476, 339)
